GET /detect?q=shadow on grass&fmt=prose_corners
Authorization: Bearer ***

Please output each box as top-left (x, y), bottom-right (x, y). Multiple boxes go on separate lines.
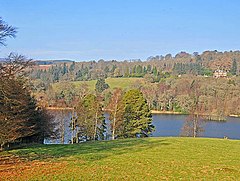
top-left (9, 138), bottom-right (170, 162)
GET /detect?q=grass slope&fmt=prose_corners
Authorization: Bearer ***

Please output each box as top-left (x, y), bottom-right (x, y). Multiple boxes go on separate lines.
top-left (55, 77), bottom-right (144, 91)
top-left (1, 137), bottom-right (240, 180)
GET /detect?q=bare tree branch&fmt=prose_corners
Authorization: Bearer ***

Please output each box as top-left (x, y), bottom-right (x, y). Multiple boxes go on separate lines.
top-left (0, 17), bottom-right (17, 46)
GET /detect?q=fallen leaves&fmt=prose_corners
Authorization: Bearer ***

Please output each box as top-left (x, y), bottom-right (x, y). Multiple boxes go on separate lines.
top-left (0, 155), bottom-right (67, 181)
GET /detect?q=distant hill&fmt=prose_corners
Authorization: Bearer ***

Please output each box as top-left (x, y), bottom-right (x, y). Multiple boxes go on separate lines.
top-left (0, 58), bottom-right (74, 64)
top-left (34, 59), bottom-right (75, 65)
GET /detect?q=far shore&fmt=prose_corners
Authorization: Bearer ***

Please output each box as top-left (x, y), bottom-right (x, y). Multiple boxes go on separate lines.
top-left (151, 110), bottom-right (184, 115)
top-left (151, 110), bottom-right (240, 118)
top-left (229, 114), bottom-right (240, 118)
top-left (46, 107), bottom-right (74, 110)
top-left (45, 107), bottom-right (240, 118)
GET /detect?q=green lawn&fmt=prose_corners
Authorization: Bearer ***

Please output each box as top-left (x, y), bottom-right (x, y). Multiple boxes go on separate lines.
top-left (70, 77), bottom-right (143, 91)
top-left (1, 137), bottom-right (240, 180)
top-left (105, 77), bottom-right (143, 90)
top-left (52, 78), bottom-right (144, 95)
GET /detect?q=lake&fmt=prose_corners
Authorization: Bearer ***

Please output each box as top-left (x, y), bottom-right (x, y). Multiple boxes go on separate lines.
top-left (45, 112), bottom-right (240, 144)
top-left (152, 114), bottom-right (240, 139)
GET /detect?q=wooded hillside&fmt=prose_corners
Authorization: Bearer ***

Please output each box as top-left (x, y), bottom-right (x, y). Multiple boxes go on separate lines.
top-left (29, 50), bottom-right (239, 84)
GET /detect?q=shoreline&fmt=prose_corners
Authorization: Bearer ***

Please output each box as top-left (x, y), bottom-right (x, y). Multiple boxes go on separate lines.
top-left (151, 110), bottom-right (184, 115)
top-left (46, 107), bottom-right (74, 110)
top-left (151, 110), bottom-right (240, 118)
top-left (46, 108), bottom-right (240, 118)
top-left (229, 114), bottom-right (240, 118)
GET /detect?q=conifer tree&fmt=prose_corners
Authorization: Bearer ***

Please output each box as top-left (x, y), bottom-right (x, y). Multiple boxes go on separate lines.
top-left (122, 89), bottom-right (154, 138)
top-left (95, 78), bottom-right (109, 93)
top-left (230, 59), bottom-right (237, 75)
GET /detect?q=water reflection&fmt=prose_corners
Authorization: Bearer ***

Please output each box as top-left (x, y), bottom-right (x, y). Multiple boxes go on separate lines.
top-left (45, 111), bottom-right (240, 144)
top-left (152, 114), bottom-right (240, 139)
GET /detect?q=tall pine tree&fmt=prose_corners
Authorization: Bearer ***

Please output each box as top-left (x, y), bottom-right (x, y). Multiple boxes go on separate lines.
top-left (122, 89), bottom-right (154, 138)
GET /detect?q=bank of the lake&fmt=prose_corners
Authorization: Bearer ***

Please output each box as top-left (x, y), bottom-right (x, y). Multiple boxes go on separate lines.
top-left (151, 110), bottom-right (184, 115)
top-left (151, 110), bottom-right (240, 119)
top-left (1, 137), bottom-right (240, 180)
top-left (229, 114), bottom-right (240, 118)
top-left (47, 108), bottom-right (240, 118)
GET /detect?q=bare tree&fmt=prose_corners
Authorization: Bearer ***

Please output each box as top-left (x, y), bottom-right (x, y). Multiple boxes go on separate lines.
top-left (75, 94), bottom-right (105, 142)
top-left (0, 53), bottom-right (32, 78)
top-left (0, 17), bottom-right (17, 46)
top-left (0, 58), bottom-right (57, 150)
top-left (107, 88), bottom-right (124, 140)
top-left (181, 79), bottom-right (205, 137)
top-left (0, 18), bottom-right (56, 149)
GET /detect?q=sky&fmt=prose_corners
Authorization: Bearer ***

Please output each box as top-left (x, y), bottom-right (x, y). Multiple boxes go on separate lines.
top-left (1, 0), bottom-right (240, 61)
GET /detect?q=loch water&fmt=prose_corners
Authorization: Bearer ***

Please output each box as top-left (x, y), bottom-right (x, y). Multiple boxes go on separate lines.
top-left (151, 114), bottom-right (240, 139)
top-left (45, 112), bottom-right (240, 144)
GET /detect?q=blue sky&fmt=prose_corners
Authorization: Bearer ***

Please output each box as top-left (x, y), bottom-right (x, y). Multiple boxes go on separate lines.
top-left (1, 0), bottom-right (240, 61)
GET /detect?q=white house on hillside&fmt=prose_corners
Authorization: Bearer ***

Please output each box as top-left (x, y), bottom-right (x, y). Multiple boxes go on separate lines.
top-left (213, 69), bottom-right (227, 78)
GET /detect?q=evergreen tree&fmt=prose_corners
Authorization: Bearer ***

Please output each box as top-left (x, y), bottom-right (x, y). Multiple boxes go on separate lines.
top-left (69, 62), bottom-right (75, 72)
top-left (75, 70), bottom-right (83, 81)
top-left (152, 66), bottom-right (158, 76)
top-left (82, 67), bottom-right (90, 80)
top-left (136, 65), bottom-right (143, 77)
top-left (146, 65), bottom-right (151, 72)
top-left (111, 65), bottom-right (117, 73)
top-left (95, 78), bottom-right (109, 93)
top-left (143, 66), bottom-right (147, 74)
top-left (62, 63), bottom-right (68, 75)
top-left (122, 89), bottom-right (154, 138)
top-left (230, 59), bottom-right (237, 75)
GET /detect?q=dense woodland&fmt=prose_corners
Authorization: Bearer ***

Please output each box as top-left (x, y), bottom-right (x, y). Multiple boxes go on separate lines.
top-left (29, 54), bottom-right (240, 120)
top-left (28, 49), bottom-right (240, 119)
top-left (29, 50), bottom-right (239, 83)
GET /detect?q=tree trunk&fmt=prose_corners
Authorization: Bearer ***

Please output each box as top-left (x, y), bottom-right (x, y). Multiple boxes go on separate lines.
top-left (93, 111), bottom-right (98, 141)
top-left (112, 99), bottom-right (119, 140)
top-left (193, 114), bottom-right (198, 138)
top-left (60, 110), bottom-right (65, 144)
top-left (112, 112), bottom-right (116, 140)
top-left (75, 127), bottom-right (79, 144)
top-left (71, 109), bottom-right (74, 144)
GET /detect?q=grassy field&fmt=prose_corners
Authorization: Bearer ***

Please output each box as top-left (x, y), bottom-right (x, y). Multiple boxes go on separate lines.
top-left (53, 77), bottom-right (144, 91)
top-left (1, 137), bottom-right (240, 180)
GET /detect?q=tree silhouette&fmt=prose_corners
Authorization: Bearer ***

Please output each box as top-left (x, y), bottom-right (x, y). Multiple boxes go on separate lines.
top-left (0, 17), bottom-right (17, 46)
